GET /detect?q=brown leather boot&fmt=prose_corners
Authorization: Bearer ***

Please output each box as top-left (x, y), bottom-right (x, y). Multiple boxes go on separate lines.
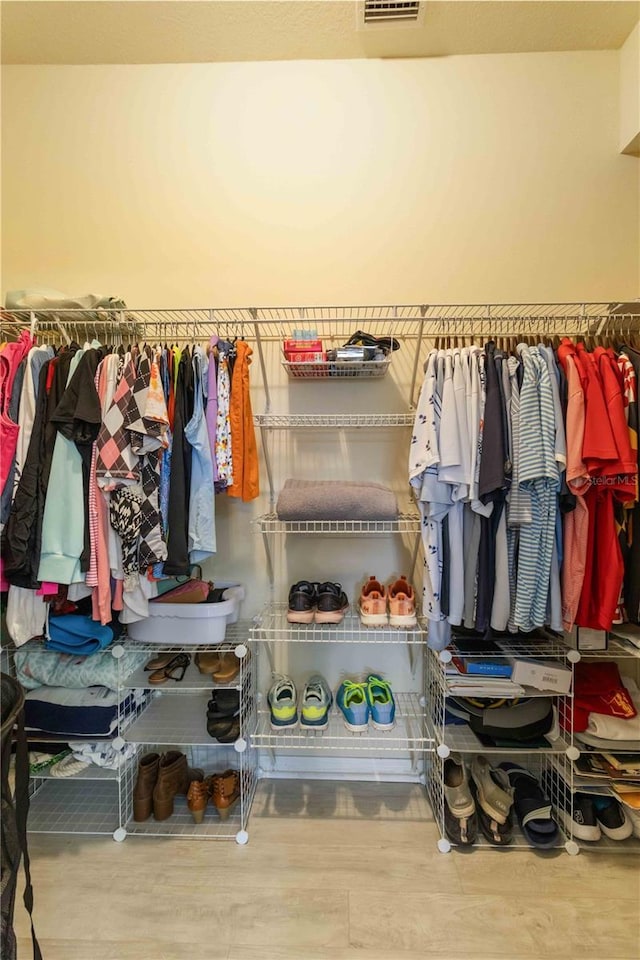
top-left (153, 751), bottom-right (204, 821)
top-left (211, 769), bottom-right (240, 820)
top-left (133, 752), bottom-right (160, 822)
top-left (187, 777), bottom-right (212, 824)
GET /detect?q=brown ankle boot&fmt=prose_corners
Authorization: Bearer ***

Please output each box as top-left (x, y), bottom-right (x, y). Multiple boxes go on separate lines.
top-left (133, 752), bottom-right (160, 822)
top-left (153, 751), bottom-right (204, 821)
top-left (187, 777), bottom-right (212, 824)
top-left (211, 769), bottom-right (240, 820)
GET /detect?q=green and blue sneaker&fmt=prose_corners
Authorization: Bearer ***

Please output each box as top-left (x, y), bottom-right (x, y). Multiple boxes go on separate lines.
top-left (366, 674), bottom-right (396, 730)
top-left (301, 674), bottom-right (332, 730)
top-left (336, 680), bottom-right (370, 732)
top-left (267, 674), bottom-right (298, 730)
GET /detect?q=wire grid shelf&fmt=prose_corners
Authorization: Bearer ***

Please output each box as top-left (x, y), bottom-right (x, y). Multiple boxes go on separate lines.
top-left (446, 633), bottom-right (574, 660)
top-left (122, 688), bottom-right (252, 748)
top-left (252, 603), bottom-right (427, 645)
top-left (426, 750), bottom-right (573, 852)
top-left (255, 513), bottom-right (422, 535)
top-left (426, 651), bottom-right (574, 756)
top-left (27, 777), bottom-right (120, 835)
top-left (250, 692), bottom-right (431, 751)
top-left (119, 743), bottom-right (258, 840)
top-left (120, 650), bottom-right (250, 693)
top-left (29, 762), bottom-right (121, 782)
top-left (577, 631), bottom-right (640, 659)
top-left (1, 302), bottom-right (637, 345)
top-left (253, 413), bottom-right (415, 428)
top-left (282, 358), bottom-right (392, 380)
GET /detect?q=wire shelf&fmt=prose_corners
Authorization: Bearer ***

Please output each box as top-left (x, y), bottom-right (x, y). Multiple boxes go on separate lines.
top-left (28, 778), bottom-right (119, 835)
top-left (122, 690), bottom-right (251, 747)
top-left (282, 358), bottom-right (392, 380)
top-left (445, 634), bottom-right (574, 661)
top-left (252, 603), bottom-right (426, 644)
top-left (426, 749), bottom-right (574, 852)
top-left (427, 717), bottom-right (572, 756)
top-left (119, 743), bottom-right (258, 840)
top-left (255, 512), bottom-right (421, 535)
top-left (253, 413), bottom-right (414, 428)
top-left (250, 692), bottom-right (430, 751)
top-left (30, 763), bottom-right (121, 782)
top-left (577, 631), bottom-right (640, 659)
top-left (121, 655), bottom-right (249, 693)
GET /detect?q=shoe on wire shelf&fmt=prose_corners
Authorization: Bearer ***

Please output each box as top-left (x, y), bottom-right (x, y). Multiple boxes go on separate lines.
top-left (358, 576), bottom-right (389, 627)
top-left (336, 680), bottom-right (370, 732)
top-left (388, 576), bottom-right (417, 628)
top-left (443, 753), bottom-right (478, 846)
top-left (267, 674), bottom-right (298, 731)
top-left (365, 674), bottom-right (396, 730)
top-left (300, 674), bottom-right (332, 730)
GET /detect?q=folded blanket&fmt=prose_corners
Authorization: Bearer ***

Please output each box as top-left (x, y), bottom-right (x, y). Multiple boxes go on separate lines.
top-left (276, 479), bottom-right (399, 521)
top-left (15, 648), bottom-right (147, 693)
top-left (24, 686), bottom-right (139, 737)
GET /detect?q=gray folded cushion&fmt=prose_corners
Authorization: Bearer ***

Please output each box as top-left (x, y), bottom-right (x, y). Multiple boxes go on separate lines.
top-left (276, 479), bottom-right (399, 521)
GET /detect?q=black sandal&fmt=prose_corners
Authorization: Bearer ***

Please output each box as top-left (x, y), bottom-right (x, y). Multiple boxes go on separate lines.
top-left (148, 653), bottom-right (190, 685)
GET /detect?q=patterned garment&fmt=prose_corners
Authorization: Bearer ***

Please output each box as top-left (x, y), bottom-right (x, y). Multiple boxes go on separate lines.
top-left (215, 346), bottom-right (233, 490)
top-left (109, 486), bottom-right (143, 592)
top-left (126, 356), bottom-right (169, 570)
top-left (152, 428), bottom-right (172, 579)
top-left (95, 361), bottom-right (139, 489)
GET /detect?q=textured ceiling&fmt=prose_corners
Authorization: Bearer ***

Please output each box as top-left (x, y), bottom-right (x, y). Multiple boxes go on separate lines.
top-left (2, 1), bottom-right (639, 65)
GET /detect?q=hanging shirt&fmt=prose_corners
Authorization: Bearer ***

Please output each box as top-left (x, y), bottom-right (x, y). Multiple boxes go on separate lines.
top-left (184, 346), bottom-right (216, 563)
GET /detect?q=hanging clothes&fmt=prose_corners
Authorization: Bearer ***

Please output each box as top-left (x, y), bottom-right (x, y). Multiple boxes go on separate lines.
top-left (214, 341), bottom-right (233, 491)
top-left (164, 346), bottom-right (194, 576)
top-left (227, 339), bottom-right (259, 502)
top-left (184, 346), bottom-right (216, 563)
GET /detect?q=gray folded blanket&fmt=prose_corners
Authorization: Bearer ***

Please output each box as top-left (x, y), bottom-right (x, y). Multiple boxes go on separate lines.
top-left (276, 479), bottom-right (399, 521)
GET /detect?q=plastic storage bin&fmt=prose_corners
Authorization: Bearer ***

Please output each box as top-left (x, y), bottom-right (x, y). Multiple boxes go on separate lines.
top-left (126, 582), bottom-right (245, 645)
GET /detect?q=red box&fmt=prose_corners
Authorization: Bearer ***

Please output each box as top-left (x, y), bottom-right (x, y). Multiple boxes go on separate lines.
top-left (285, 351), bottom-right (326, 363)
top-left (283, 339), bottom-right (323, 354)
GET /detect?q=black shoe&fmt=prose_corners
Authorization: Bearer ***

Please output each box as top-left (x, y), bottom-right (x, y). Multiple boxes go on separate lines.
top-left (315, 582), bottom-right (349, 624)
top-left (594, 797), bottom-right (633, 840)
top-left (558, 793), bottom-right (601, 842)
top-left (207, 689), bottom-right (240, 720)
top-left (287, 581), bottom-right (318, 624)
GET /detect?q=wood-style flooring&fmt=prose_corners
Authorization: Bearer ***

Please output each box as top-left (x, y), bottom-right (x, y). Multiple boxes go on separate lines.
top-left (14, 780), bottom-right (640, 960)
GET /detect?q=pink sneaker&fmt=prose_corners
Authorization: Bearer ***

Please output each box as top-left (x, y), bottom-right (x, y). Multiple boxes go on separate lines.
top-left (388, 576), bottom-right (417, 628)
top-left (358, 576), bottom-right (388, 627)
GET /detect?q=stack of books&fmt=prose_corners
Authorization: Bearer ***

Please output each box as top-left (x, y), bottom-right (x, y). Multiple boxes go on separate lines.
top-left (443, 638), bottom-right (525, 698)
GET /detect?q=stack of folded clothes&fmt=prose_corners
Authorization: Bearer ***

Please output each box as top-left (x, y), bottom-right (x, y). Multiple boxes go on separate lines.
top-left (562, 662), bottom-right (639, 750)
top-left (15, 647), bottom-right (147, 741)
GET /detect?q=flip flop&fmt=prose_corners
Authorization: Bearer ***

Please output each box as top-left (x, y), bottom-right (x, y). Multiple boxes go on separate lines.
top-left (469, 762), bottom-right (514, 846)
top-left (148, 652), bottom-right (190, 685)
top-left (499, 763), bottom-right (559, 849)
top-left (145, 652), bottom-right (180, 672)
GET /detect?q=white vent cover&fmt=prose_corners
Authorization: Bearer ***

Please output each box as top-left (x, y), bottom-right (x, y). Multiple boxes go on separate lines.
top-left (363, 1), bottom-right (421, 24)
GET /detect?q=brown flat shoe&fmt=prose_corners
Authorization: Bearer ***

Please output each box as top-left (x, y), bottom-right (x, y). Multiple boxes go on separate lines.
top-left (212, 652), bottom-right (241, 683)
top-left (195, 652), bottom-right (222, 675)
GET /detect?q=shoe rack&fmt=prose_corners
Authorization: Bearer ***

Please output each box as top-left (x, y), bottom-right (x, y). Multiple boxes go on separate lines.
top-left (18, 629), bottom-right (259, 844)
top-left (247, 313), bottom-right (433, 782)
top-left (114, 631), bottom-right (258, 843)
top-left (425, 632), bottom-right (640, 855)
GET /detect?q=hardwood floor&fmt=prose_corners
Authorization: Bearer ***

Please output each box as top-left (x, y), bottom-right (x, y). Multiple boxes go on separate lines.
top-left (14, 780), bottom-right (640, 960)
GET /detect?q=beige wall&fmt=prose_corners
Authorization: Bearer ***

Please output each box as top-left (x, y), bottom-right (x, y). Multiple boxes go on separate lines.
top-left (619, 21), bottom-right (640, 156)
top-left (2, 50), bottom-right (639, 305)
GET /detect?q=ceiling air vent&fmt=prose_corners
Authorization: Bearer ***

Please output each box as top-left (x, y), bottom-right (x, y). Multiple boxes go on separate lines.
top-left (363, 1), bottom-right (421, 24)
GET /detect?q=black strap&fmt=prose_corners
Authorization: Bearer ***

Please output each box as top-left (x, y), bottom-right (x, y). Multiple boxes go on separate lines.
top-left (13, 709), bottom-right (42, 960)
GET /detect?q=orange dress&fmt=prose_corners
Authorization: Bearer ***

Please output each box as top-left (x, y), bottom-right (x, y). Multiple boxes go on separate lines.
top-left (227, 340), bottom-right (259, 502)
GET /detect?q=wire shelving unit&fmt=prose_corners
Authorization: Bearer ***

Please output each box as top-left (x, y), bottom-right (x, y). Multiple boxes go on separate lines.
top-left (251, 603), bottom-right (426, 645)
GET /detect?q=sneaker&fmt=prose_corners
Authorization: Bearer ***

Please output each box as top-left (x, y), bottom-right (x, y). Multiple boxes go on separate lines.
top-left (358, 576), bottom-right (388, 627)
top-left (315, 582), bottom-right (349, 624)
top-left (623, 803), bottom-right (640, 839)
top-left (336, 680), bottom-right (370, 732)
top-left (267, 674), bottom-right (298, 730)
top-left (366, 674), bottom-right (396, 730)
top-left (443, 753), bottom-right (478, 846)
top-left (388, 576), bottom-right (417, 628)
top-left (287, 581), bottom-right (318, 624)
top-left (558, 793), bottom-right (601, 842)
top-left (300, 674), bottom-right (333, 730)
top-left (593, 797), bottom-right (633, 840)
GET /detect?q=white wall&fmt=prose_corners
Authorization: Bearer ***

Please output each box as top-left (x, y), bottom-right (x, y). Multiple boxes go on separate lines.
top-left (619, 21), bottom-right (640, 155)
top-left (2, 51), bottom-right (638, 775)
top-left (2, 51), bottom-right (638, 305)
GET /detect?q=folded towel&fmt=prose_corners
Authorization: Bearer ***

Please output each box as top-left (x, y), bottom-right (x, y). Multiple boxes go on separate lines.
top-left (45, 615), bottom-right (114, 657)
top-left (276, 479), bottom-right (399, 521)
